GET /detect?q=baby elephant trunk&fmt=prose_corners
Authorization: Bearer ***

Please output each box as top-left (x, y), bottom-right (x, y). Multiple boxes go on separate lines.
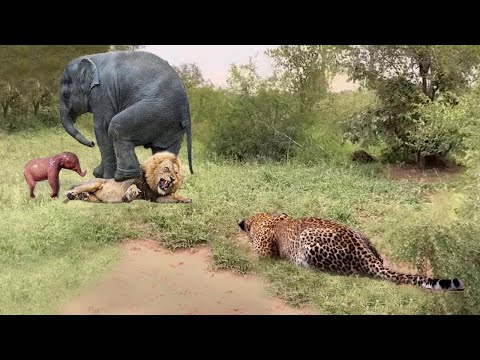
top-left (75, 165), bottom-right (87, 177)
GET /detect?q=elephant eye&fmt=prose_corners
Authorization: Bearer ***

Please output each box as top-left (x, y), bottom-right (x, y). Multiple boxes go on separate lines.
top-left (63, 91), bottom-right (70, 99)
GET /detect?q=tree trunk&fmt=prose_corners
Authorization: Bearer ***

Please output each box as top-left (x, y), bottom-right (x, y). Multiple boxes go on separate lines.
top-left (418, 62), bottom-right (430, 99)
top-left (34, 103), bottom-right (40, 116)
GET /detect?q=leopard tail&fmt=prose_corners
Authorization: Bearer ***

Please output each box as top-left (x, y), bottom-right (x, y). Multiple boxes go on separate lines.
top-left (368, 263), bottom-right (464, 291)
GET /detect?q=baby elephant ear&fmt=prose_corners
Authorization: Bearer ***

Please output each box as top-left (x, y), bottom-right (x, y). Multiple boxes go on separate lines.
top-left (78, 58), bottom-right (100, 93)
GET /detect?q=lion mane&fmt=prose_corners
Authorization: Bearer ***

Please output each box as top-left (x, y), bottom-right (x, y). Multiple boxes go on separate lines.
top-left (143, 151), bottom-right (184, 193)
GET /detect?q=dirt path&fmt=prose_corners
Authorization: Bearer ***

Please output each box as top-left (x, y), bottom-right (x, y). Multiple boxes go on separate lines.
top-left (387, 163), bottom-right (464, 182)
top-left (59, 239), bottom-right (314, 315)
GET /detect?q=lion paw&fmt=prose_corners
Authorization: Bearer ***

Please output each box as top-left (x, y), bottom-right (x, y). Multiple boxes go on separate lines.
top-left (65, 191), bottom-right (77, 200)
top-left (78, 192), bottom-right (90, 201)
top-left (123, 185), bottom-right (141, 202)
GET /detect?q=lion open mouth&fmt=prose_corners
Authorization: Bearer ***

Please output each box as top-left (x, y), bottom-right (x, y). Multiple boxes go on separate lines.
top-left (159, 179), bottom-right (172, 191)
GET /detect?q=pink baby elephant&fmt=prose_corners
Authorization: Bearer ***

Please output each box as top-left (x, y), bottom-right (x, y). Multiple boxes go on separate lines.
top-left (24, 151), bottom-right (87, 198)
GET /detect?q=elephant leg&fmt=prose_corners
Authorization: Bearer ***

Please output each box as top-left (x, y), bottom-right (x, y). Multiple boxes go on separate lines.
top-left (111, 140), bottom-right (140, 181)
top-left (107, 109), bottom-right (145, 182)
top-left (108, 101), bottom-right (182, 182)
top-left (93, 116), bottom-right (117, 179)
top-left (151, 140), bottom-right (182, 156)
top-left (24, 171), bottom-right (36, 198)
top-left (47, 173), bottom-right (60, 198)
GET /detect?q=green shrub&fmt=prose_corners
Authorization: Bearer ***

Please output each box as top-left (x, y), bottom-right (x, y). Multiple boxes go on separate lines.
top-left (188, 86), bottom-right (229, 145)
top-left (297, 90), bottom-right (376, 164)
top-left (384, 192), bottom-right (480, 314)
top-left (344, 88), bottom-right (467, 164)
top-left (210, 87), bottom-right (306, 161)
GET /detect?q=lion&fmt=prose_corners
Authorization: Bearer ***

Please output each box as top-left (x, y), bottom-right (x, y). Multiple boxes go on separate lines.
top-left (63, 151), bottom-right (192, 204)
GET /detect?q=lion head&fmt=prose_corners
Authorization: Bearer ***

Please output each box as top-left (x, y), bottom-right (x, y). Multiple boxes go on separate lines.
top-left (142, 152), bottom-right (184, 195)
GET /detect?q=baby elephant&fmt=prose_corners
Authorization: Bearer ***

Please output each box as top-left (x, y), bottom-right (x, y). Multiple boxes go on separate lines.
top-left (24, 151), bottom-right (86, 198)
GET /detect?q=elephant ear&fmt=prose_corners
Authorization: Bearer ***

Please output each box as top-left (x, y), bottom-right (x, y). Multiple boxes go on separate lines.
top-left (78, 58), bottom-right (100, 93)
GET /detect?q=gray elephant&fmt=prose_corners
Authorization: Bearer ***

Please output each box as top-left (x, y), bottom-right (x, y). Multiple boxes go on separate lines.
top-left (59, 50), bottom-right (193, 182)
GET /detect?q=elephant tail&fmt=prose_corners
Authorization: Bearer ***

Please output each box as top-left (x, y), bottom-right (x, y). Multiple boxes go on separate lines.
top-left (181, 102), bottom-right (194, 175)
top-left (186, 118), bottom-right (193, 175)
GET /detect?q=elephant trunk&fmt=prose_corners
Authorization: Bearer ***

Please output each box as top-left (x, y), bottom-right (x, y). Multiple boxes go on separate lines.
top-left (61, 113), bottom-right (95, 148)
top-left (75, 165), bottom-right (87, 177)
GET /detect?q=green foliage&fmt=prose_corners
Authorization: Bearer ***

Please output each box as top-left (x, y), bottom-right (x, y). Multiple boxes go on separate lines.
top-left (110, 45), bottom-right (143, 51)
top-left (0, 45), bottom-right (112, 89)
top-left (410, 94), bottom-right (465, 160)
top-left (171, 62), bottom-right (226, 144)
top-left (210, 61), bottom-right (306, 161)
top-left (341, 45), bottom-right (480, 164)
top-left (0, 45), bottom-right (141, 132)
top-left (384, 192), bottom-right (480, 314)
top-left (266, 45), bottom-right (342, 112)
top-left (173, 62), bottom-right (209, 91)
top-left (0, 80), bottom-right (21, 117)
top-left (188, 86), bottom-right (229, 144)
top-left (344, 89), bottom-right (466, 164)
top-left (342, 45), bottom-right (480, 98)
top-left (211, 86), bottom-right (303, 161)
top-left (297, 90), bottom-right (376, 164)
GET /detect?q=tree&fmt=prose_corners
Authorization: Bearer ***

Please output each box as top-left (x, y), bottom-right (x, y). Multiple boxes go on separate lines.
top-left (0, 46), bottom-right (112, 90)
top-left (266, 45), bottom-right (342, 112)
top-left (0, 81), bottom-right (20, 117)
top-left (340, 45), bottom-right (480, 164)
top-left (0, 45), bottom-right (138, 122)
top-left (173, 63), bottom-right (208, 91)
top-left (19, 79), bottom-right (53, 116)
top-left (110, 45), bottom-right (143, 51)
top-left (343, 45), bottom-right (480, 101)
top-left (226, 59), bottom-right (261, 96)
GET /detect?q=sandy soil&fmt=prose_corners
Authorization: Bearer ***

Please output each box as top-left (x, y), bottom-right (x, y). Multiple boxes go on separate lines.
top-left (387, 163), bottom-right (464, 183)
top-left (59, 239), bottom-right (314, 315)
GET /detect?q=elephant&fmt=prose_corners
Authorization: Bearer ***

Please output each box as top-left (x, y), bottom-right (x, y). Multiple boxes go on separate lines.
top-left (59, 50), bottom-right (193, 182)
top-left (24, 151), bottom-right (86, 198)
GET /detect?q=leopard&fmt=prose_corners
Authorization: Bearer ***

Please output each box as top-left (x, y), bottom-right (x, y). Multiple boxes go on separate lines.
top-left (237, 212), bottom-right (464, 292)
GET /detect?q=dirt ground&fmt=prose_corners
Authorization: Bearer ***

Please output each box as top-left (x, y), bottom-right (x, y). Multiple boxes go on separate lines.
top-left (59, 239), bottom-right (314, 315)
top-left (387, 163), bottom-right (464, 182)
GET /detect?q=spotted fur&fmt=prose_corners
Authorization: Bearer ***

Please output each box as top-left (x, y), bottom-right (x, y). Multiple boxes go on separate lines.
top-left (238, 212), bottom-right (464, 292)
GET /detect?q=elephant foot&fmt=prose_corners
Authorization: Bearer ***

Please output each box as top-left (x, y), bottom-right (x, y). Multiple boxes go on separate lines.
top-left (93, 165), bottom-right (104, 178)
top-left (114, 168), bottom-right (141, 182)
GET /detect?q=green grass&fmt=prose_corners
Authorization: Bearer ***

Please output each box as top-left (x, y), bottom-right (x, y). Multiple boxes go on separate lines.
top-left (0, 116), bottom-right (467, 314)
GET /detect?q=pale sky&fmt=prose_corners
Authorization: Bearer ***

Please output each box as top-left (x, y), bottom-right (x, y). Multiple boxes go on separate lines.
top-left (142, 45), bottom-right (358, 92)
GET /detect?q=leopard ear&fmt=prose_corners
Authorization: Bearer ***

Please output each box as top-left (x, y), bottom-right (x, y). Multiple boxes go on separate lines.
top-left (238, 219), bottom-right (246, 231)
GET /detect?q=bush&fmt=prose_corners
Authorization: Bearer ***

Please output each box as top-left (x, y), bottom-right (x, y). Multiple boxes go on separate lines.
top-left (210, 87), bottom-right (306, 161)
top-left (297, 90), bottom-right (376, 164)
top-left (383, 190), bottom-right (480, 314)
top-left (344, 88), bottom-right (466, 165)
top-left (187, 86), bottom-right (229, 145)
top-left (0, 113), bottom-right (59, 132)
